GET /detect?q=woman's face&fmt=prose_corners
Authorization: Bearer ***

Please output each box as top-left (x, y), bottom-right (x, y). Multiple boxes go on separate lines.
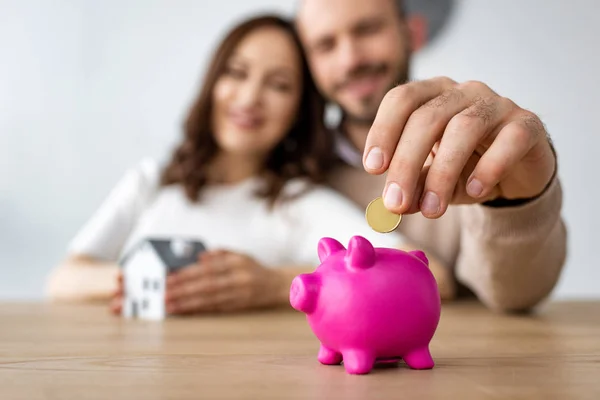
top-left (212, 26), bottom-right (303, 158)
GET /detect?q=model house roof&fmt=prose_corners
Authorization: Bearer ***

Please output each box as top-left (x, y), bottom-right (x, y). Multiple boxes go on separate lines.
top-left (119, 238), bottom-right (206, 272)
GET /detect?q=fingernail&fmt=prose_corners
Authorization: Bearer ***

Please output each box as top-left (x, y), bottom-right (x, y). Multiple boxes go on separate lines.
top-left (467, 178), bottom-right (483, 198)
top-left (421, 191), bottom-right (440, 216)
top-left (365, 147), bottom-right (383, 170)
top-left (383, 183), bottom-right (403, 209)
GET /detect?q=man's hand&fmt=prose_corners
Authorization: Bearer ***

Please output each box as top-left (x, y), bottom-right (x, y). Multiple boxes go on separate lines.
top-left (362, 77), bottom-right (556, 218)
top-left (165, 250), bottom-right (284, 314)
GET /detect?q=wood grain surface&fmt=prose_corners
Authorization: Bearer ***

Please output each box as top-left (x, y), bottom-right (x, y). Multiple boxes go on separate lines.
top-left (0, 300), bottom-right (598, 399)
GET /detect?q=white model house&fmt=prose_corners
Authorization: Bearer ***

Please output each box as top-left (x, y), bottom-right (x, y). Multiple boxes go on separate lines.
top-left (119, 238), bottom-right (206, 320)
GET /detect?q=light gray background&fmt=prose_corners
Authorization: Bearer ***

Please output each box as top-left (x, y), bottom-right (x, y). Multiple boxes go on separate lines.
top-left (1, 0), bottom-right (598, 300)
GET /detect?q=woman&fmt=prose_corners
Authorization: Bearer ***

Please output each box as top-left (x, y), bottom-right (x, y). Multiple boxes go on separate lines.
top-left (45, 15), bottom-right (406, 314)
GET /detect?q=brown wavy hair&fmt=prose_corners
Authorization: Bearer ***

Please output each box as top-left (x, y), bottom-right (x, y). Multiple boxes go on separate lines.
top-left (160, 15), bottom-right (333, 207)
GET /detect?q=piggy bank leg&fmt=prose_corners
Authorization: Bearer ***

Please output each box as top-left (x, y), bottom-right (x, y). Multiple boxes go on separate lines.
top-left (403, 346), bottom-right (434, 369)
top-left (317, 345), bottom-right (342, 365)
top-left (341, 349), bottom-right (376, 375)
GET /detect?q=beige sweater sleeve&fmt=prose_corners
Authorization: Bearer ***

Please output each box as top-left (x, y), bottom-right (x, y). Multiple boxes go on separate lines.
top-left (455, 175), bottom-right (567, 312)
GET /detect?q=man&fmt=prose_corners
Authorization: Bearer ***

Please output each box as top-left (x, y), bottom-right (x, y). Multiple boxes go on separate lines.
top-left (295, 0), bottom-right (567, 312)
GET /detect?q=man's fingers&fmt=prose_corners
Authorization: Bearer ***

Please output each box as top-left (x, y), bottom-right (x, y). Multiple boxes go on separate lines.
top-left (364, 77), bottom-right (456, 175)
top-left (466, 116), bottom-right (537, 200)
top-left (404, 164), bottom-right (429, 215)
top-left (380, 80), bottom-right (505, 214)
top-left (382, 86), bottom-right (473, 213)
top-left (418, 96), bottom-right (512, 217)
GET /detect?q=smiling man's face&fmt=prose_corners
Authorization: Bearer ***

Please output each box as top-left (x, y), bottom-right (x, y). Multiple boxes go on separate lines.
top-left (296, 0), bottom-right (412, 125)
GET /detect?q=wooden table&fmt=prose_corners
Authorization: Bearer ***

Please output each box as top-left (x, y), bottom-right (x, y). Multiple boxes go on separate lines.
top-left (0, 301), bottom-right (598, 400)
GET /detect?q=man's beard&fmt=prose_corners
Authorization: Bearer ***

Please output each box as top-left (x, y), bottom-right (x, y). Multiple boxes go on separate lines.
top-left (335, 61), bottom-right (410, 127)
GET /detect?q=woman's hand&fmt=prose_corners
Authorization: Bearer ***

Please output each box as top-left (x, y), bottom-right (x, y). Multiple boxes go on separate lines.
top-left (109, 272), bottom-right (124, 315)
top-left (165, 250), bottom-right (287, 314)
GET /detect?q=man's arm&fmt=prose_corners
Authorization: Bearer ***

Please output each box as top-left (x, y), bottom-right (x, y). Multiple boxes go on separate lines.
top-left (456, 176), bottom-right (567, 312)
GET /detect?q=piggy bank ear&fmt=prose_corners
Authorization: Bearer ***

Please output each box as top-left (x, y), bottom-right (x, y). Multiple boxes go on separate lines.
top-left (345, 236), bottom-right (375, 269)
top-left (410, 250), bottom-right (429, 266)
top-left (318, 237), bottom-right (345, 262)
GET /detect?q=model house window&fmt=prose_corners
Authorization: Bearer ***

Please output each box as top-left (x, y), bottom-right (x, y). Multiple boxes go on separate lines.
top-left (153, 280), bottom-right (160, 291)
top-left (143, 279), bottom-right (150, 290)
top-left (142, 299), bottom-right (149, 310)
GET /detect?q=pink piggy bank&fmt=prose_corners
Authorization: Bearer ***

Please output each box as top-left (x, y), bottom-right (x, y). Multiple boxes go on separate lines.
top-left (290, 235), bottom-right (441, 375)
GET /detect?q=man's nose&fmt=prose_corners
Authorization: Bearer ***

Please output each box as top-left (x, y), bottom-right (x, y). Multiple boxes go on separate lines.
top-left (336, 37), bottom-right (366, 75)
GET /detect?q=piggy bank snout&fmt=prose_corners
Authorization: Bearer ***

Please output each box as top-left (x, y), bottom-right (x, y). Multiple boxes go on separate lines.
top-left (289, 274), bottom-right (320, 314)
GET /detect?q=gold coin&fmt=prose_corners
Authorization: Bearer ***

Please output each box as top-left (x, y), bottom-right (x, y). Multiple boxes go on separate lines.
top-left (365, 197), bottom-right (402, 233)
